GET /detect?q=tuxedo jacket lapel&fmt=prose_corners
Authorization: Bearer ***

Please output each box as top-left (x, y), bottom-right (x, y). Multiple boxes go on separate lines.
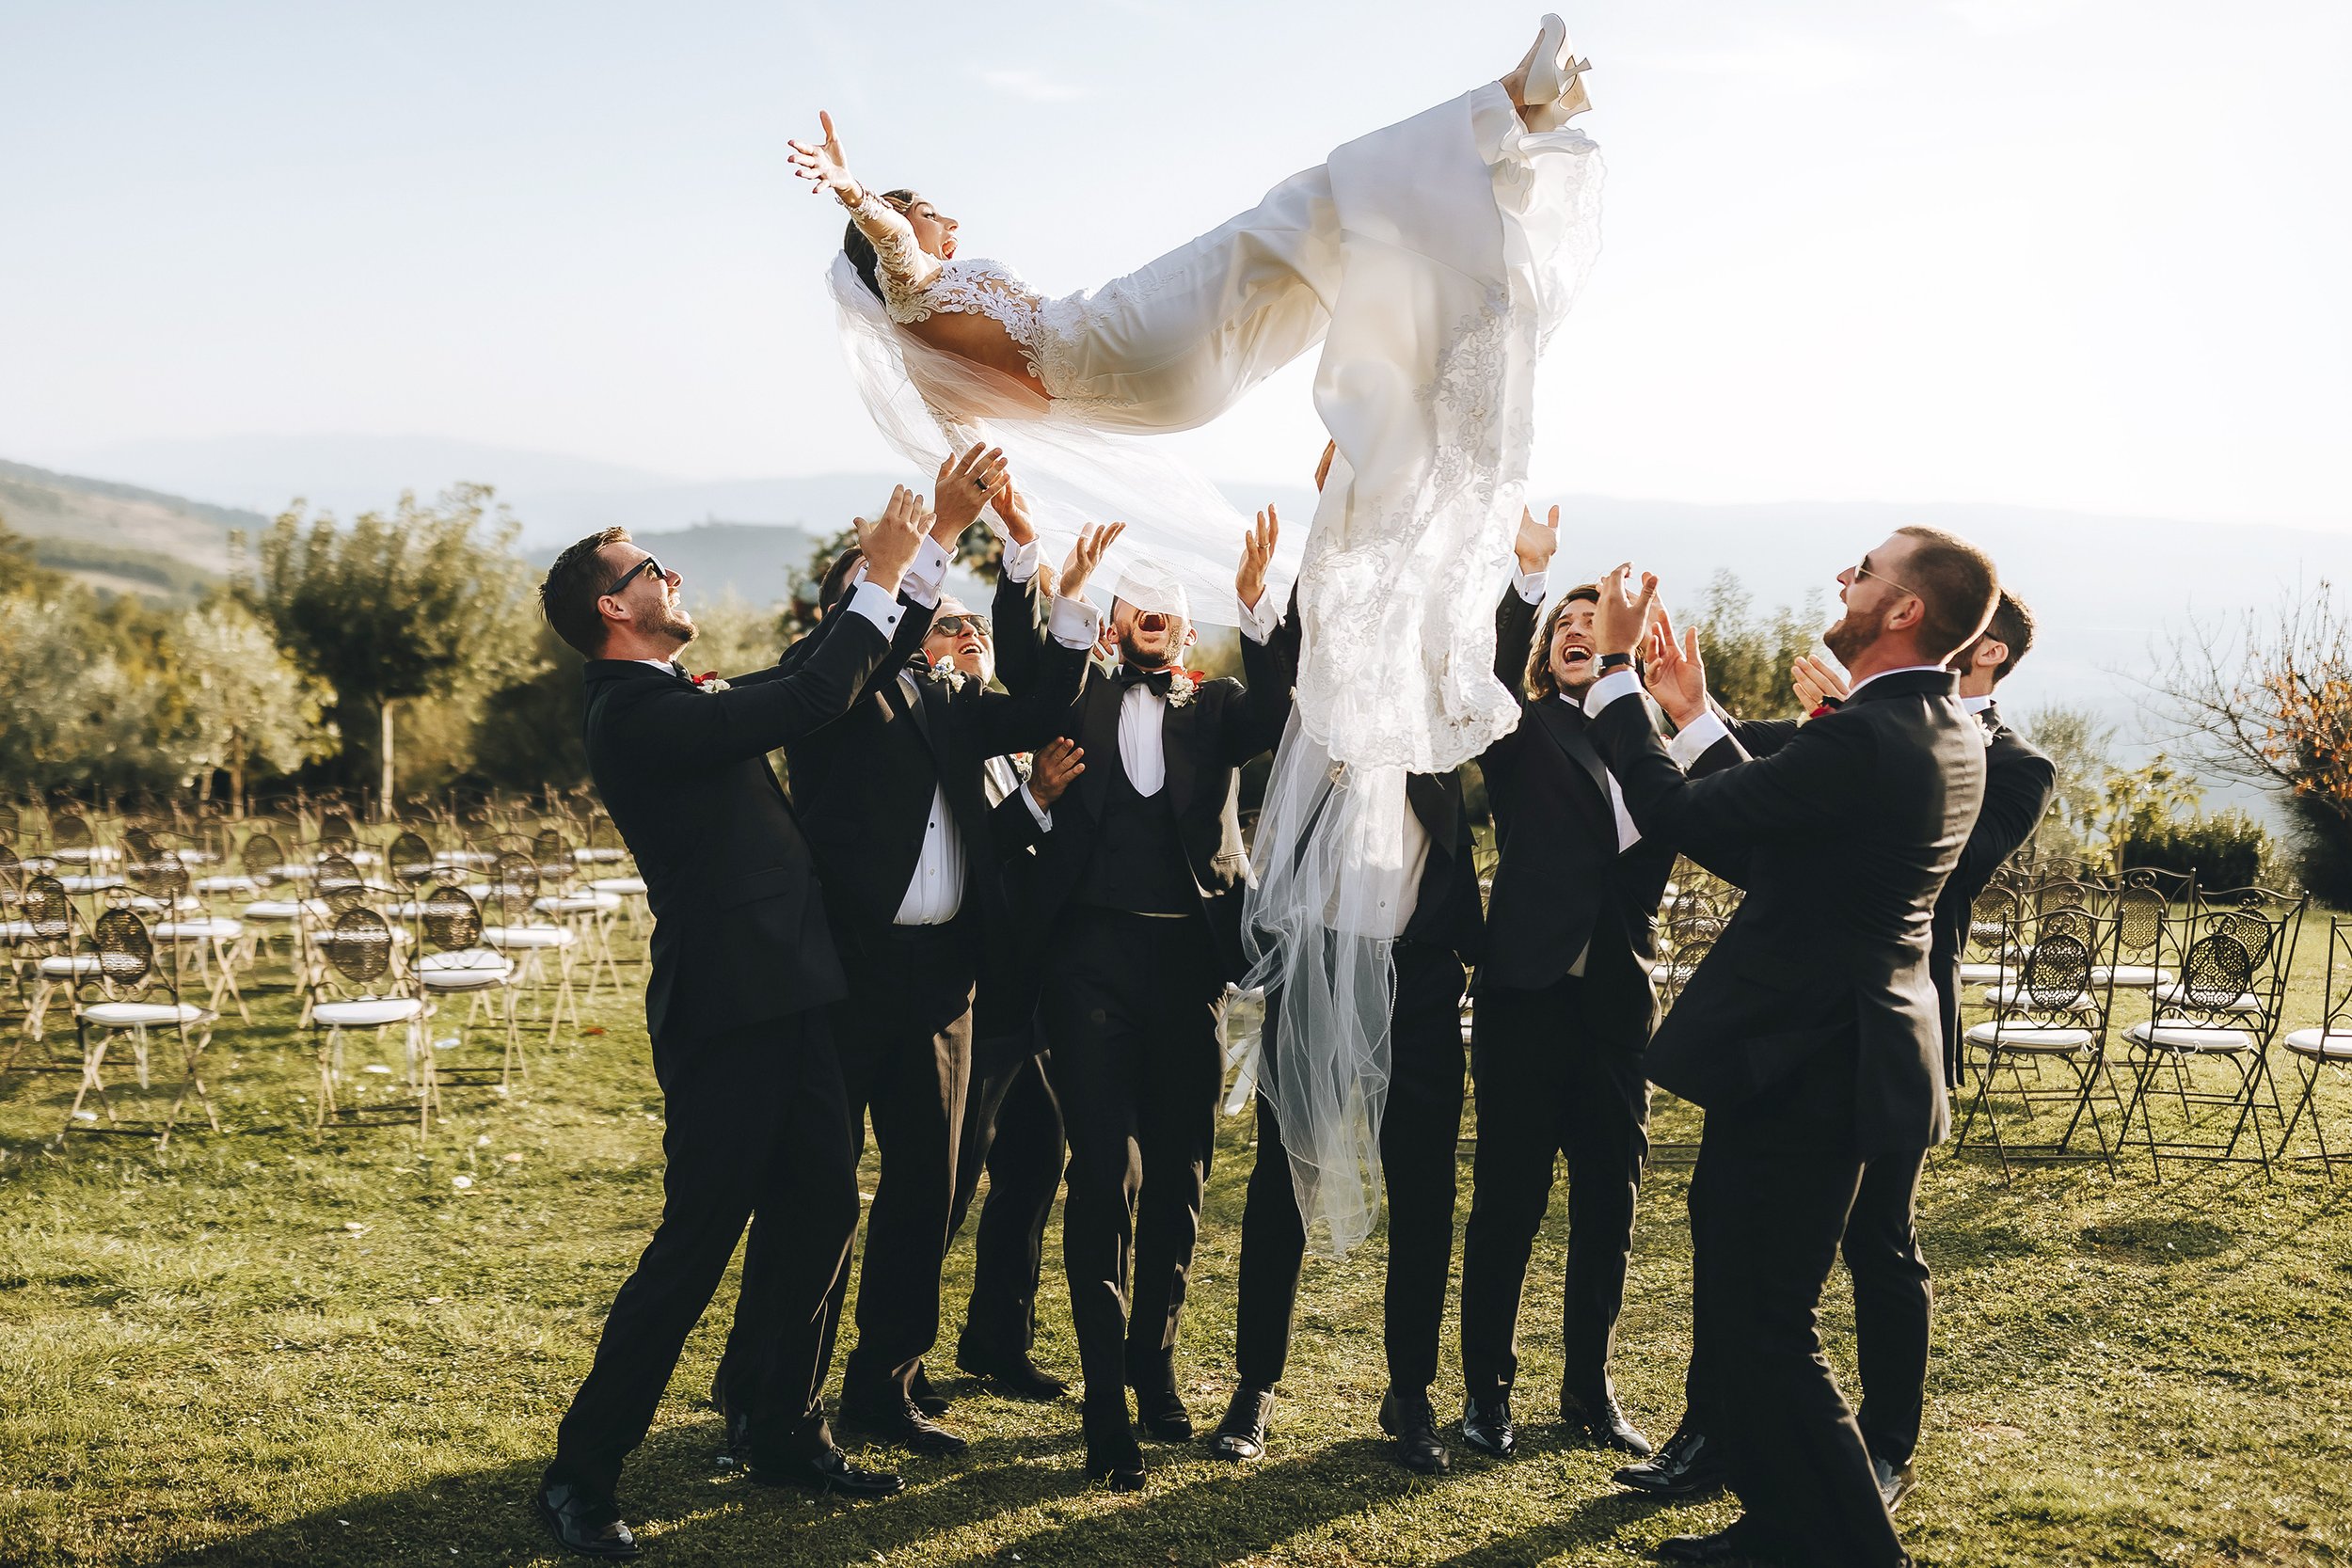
top-left (1077, 680), bottom-right (1122, 819)
top-left (1162, 696), bottom-right (1199, 816)
top-left (1534, 701), bottom-right (1618, 837)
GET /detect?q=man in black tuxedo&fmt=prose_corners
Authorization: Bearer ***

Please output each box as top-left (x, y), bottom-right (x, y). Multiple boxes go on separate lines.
top-left (1616, 597), bottom-right (2055, 1517)
top-left (530, 496), bottom-right (929, 1559)
top-left (1454, 505), bottom-right (1680, 1467)
top-left (1581, 528), bottom-right (1997, 1567)
top-left (1207, 451), bottom-right (1488, 1477)
top-left (1008, 513), bottom-right (1300, 1489)
top-left (783, 498), bottom-right (1113, 1457)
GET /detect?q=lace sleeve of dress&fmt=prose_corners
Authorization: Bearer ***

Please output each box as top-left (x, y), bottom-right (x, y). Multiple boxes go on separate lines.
top-left (843, 189), bottom-right (939, 317)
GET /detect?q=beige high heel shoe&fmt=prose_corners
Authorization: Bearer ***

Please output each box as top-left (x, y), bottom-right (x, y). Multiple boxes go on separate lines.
top-left (1522, 13), bottom-right (1595, 129)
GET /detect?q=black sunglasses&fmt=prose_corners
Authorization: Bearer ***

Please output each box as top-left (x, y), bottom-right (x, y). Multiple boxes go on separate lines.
top-left (930, 613), bottom-right (993, 640)
top-left (603, 555), bottom-right (666, 597)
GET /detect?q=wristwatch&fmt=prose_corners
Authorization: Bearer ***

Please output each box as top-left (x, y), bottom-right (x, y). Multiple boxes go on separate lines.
top-left (1597, 652), bottom-right (1635, 673)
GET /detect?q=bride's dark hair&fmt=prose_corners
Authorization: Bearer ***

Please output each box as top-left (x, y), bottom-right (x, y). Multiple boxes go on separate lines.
top-left (844, 189), bottom-right (922, 300)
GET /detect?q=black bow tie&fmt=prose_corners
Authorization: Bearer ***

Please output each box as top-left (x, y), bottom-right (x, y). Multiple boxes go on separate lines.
top-left (1114, 665), bottom-right (1175, 696)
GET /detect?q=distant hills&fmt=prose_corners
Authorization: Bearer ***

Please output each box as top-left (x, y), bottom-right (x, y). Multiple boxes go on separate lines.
top-left (0, 457), bottom-right (259, 601)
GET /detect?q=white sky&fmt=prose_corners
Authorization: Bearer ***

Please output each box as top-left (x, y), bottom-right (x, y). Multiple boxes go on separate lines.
top-left (2, 0), bottom-right (2345, 528)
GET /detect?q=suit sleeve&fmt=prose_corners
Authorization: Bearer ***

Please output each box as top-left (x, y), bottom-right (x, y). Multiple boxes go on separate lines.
top-left (1589, 697), bottom-right (1877, 868)
top-left (1950, 747), bottom-right (2057, 903)
top-left (1482, 585), bottom-right (1542, 777)
top-left (614, 611), bottom-right (892, 769)
top-left (1676, 732), bottom-right (1760, 887)
top-left (1218, 584), bottom-right (1302, 765)
top-left (971, 636), bottom-right (1089, 759)
top-left (988, 789), bottom-right (1047, 862)
top-left (1728, 716), bottom-right (1802, 757)
top-left (990, 562), bottom-right (1049, 696)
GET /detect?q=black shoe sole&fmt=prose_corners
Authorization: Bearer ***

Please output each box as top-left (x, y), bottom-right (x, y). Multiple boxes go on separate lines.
top-left (1205, 1432), bottom-right (1265, 1462)
top-left (744, 1465), bottom-right (907, 1499)
top-left (1615, 1470), bottom-right (1726, 1498)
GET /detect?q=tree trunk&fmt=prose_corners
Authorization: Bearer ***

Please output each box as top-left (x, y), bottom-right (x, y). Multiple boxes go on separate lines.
top-left (380, 700), bottom-right (396, 823)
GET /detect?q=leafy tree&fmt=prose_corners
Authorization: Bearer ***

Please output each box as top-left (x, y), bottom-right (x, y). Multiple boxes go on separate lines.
top-left (1688, 570), bottom-right (1827, 721)
top-left (241, 484), bottom-right (533, 816)
top-left (2019, 705), bottom-right (2119, 861)
top-left (172, 599), bottom-right (335, 814)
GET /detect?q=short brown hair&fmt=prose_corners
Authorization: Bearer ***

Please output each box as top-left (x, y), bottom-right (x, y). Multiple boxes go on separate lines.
top-left (1955, 588), bottom-right (2036, 684)
top-left (542, 527), bottom-right (630, 658)
top-left (1526, 583), bottom-right (1601, 702)
top-left (818, 545), bottom-right (866, 614)
top-left (1893, 527), bottom-right (1998, 663)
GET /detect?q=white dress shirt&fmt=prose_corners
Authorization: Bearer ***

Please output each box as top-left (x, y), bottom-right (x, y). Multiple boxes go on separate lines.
top-left (1104, 588), bottom-right (1279, 800)
top-left (1961, 692), bottom-right (1994, 716)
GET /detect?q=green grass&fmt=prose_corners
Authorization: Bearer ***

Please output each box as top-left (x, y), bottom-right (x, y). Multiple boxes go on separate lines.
top-left (5, 921), bottom-right (2352, 1568)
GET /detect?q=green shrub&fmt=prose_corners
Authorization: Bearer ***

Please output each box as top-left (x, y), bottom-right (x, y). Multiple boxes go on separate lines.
top-left (2119, 808), bottom-right (2273, 893)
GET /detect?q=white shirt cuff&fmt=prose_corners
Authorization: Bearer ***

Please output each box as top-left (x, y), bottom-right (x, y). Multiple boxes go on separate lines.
top-left (844, 580), bottom-right (903, 637)
top-left (1046, 595), bottom-right (1102, 649)
top-left (1514, 569), bottom-right (1548, 605)
top-left (1667, 711), bottom-right (1730, 768)
top-left (898, 535), bottom-right (952, 609)
top-left (1237, 590), bottom-right (1279, 646)
top-left (1582, 666), bottom-right (1644, 717)
top-left (1018, 783), bottom-right (1053, 832)
top-left (1003, 537), bottom-right (1042, 584)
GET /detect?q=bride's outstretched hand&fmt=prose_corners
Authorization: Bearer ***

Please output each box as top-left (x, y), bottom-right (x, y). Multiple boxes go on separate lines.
top-left (1057, 522), bottom-right (1124, 602)
top-left (787, 110), bottom-right (859, 200)
top-left (990, 474), bottom-right (1037, 546)
top-left (1237, 507), bottom-right (1279, 610)
top-left (933, 444), bottom-right (1009, 541)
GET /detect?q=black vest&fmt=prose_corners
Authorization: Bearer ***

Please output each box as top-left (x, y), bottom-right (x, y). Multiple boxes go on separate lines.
top-left (1074, 753), bottom-right (1197, 916)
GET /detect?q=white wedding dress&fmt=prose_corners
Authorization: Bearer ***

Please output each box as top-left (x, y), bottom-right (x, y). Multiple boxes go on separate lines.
top-left (830, 80), bottom-right (1604, 1250)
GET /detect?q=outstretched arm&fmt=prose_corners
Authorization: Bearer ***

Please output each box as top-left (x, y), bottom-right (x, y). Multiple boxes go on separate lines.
top-left (788, 110), bottom-right (939, 297)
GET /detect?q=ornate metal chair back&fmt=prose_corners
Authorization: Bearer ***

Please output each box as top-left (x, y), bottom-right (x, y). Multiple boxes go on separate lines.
top-left (490, 852), bottom-right (540, 927)
top-left (419, 883), bottom-right (485, 956)
top-left (389, 832), bottom-right (437, 888)
top-left (319, 907), bottom-right (397, 988)
top-left (318, 853), bottom-right (368, 915)
top-left (91, 905), bottom-right (160, 1001)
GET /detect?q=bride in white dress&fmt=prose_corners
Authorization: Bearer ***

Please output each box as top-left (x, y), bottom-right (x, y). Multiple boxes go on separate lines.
top-left (799, 18), bottom-right (1607, 1250)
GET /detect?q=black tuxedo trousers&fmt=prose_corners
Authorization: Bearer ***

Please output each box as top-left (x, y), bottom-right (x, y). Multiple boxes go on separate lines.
top-left (1235, 940), bottom-right (1468, 1394)
top-left (1458, 972), bottom-right (1653, 1404)
top-left (550, 1014), bottom-right (858, 1495)
top-left (1684, 1030), bottom-right (1921, 1568)
top-left (1040, 906), bottom-right (1228, 1434)
top-left (950, 1042), bottom-right (1065, 1361)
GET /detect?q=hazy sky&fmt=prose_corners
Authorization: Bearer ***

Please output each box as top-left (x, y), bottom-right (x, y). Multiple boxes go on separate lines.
top-left (3, 0), bottom-right (2345, 528)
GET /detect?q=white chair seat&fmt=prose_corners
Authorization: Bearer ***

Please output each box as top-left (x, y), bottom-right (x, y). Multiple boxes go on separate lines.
top-left (419, 949), bottom-right (514, 990)
top-left (2126, 1019), bottom-right (2255, 1053)
top-left (243, 899), bottom-right (329, 922)
top-left (53, 847), bottom-right (121, 863)
top-left (434, 850), bottom-right (499, 868)
top-left (482, 925), bottom-right (576, 950)
top-left (2152, 983), bottom-right (2262, 1015)
top-left (574, 847), bottom-right (628, 863)
top-left (1965, 1022), bottom-right (2094, 1053)
top-left (263, 863), bottom-right (317, 881)
top-left (152, 918), bottom-right (244, 942)
top-left (171, 848), bottom-right (220, 864)
top-left (1956, 961), bottom-right (2010, 985)
top-left (83, 1000), bottom-right (212, 1028)
top-left (2, 920), bottom-right (40, 942)
top-left (312, 997), bottom-right (425, 1028)
top-left (38, 955), bottom-right (104, 976)
top-left (192, 875), bottom-right (259, 895)
top-left (2092, 964), bottom-right (2173, 990)
top-left (128, 895), bottom-right (204, 915)
top-left (534, 893), bottom-right (622, 914)
top-left (1979, 985), bottom-right (2095, 1012)
top-left (2284, 1027), bottom-right (2352, 1061)
top-left (588, 876), bottom-right (647, 895)
top-left (56, 875), bottom-right (124, 894)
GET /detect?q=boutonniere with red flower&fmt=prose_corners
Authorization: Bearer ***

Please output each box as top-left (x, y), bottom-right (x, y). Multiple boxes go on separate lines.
top-left (690, 672), bottom-right (731, 693)
top-left (1163, 667), bottom-right (1205, 710)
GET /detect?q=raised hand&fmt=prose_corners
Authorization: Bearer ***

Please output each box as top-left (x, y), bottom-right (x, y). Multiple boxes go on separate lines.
top-left (1791, 653), bottom-right (1851, 711)
top-left (1237, 506), bottom-right (1279, 610)
top-left (991, 472), bottom-right (1037, 546)
top-left (787, 110), bottom-right (860, 201)
top-left (854, 484), bottom-right (925, 593)
top-left (1057, 522), bottom-right (1125, 602)
top-left (1027, 737), bottom-right (1086, 809)
top-left (1645, 605), bottom-right (1709, 727)
top-left (1593, 562), bottom-right (1657, 657)
top-left (1514, 503), bottom-right (1561, 577)
top-left (933, 443), bottom-right (1009, 540)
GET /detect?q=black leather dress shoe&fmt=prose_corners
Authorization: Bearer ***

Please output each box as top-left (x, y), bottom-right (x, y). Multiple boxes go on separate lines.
top-left (1084, 1429), bottom-right (1147, 1492)
top-left (1460, 1393), bottom-right (1517, 1459)
top-left (1655, 1515), bottom-right (1778, 1563)
top-left (533, 1480), bottom-right (642, 1560)
top-left (745, 1446), bottom-right (906, 1499)
top-left (907, 1362), bottom-right (951, 1418)
top-left (1206, 1385), bottom-right (1274, 1461)
top-left (842, 1389), bottom-right (970, 1457)
top-left (722, 1406), bottom-right (754, 1464)
top-left (955, 1338), bottom-right (1071, 1402)
top-left (1874, 1454), bottom-right (1916, 1513)
top-left (1614, 1418), bottom-right (1725, 1497)
top-left (1126, 1356), bottom-right (1195, 1442)
top-left (1378, 1387), bottom-right (1449, 1474)
top-left (1561, 1380), bottom-right (1654, 1457)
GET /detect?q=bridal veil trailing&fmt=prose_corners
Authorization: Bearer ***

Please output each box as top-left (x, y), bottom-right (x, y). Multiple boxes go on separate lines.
top-left (830, 82), bottom-right (1604, 1250)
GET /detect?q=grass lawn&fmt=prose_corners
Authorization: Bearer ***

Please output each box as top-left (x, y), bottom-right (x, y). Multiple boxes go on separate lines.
top-left (4, 914), bottom-right (2351, 1568)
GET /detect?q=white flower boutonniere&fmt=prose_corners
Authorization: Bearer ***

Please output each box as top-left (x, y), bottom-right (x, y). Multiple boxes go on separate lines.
top-left (923, 657), bottom-right (967, 694)
top-left (1163, 668), bottom-right (1203, 710)
top-left (689, 671), bottom-right (730, 693)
